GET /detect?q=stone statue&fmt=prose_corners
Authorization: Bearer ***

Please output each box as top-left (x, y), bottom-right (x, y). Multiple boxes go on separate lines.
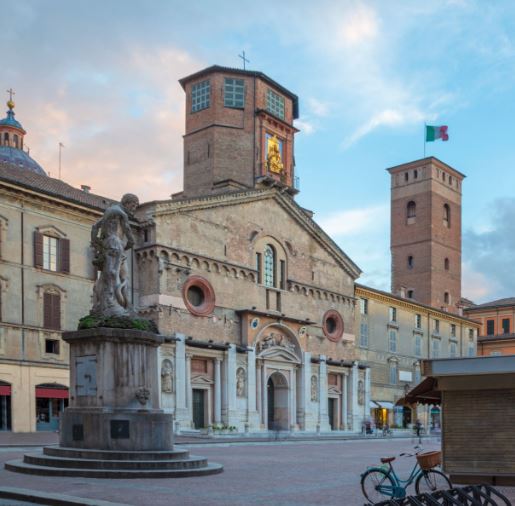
top-left (311, 375), bottom-right (318, 402)
top-left (91, 194), bottom-right (139, 318)
top-left (236, 367), bottom-right (246, 397)
top-left (161, 359), bottom-right (173, 393)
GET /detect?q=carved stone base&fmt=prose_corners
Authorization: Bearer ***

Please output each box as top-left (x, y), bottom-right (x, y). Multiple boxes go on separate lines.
top-left (60, 408), bottom-right (174, 451)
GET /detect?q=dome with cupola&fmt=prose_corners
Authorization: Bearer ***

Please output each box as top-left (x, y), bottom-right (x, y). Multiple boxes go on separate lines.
top-left (0, 92), bottom-right (46, 176)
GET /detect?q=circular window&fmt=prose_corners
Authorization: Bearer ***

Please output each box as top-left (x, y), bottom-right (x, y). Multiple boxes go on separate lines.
top-left (182, 276), bottom-right (215, 316)
top-left (322, 310), bottom-right (344, 342)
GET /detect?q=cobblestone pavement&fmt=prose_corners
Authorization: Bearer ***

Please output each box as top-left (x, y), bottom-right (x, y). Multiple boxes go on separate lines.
top-left (0, 438), bottom-right (513, 506)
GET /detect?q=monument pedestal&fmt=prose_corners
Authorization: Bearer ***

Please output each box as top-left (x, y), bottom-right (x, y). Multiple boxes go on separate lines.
top-left (59, 328), bottom-right (173, 451)
top-left (5, 328), bottom-right (222, 478)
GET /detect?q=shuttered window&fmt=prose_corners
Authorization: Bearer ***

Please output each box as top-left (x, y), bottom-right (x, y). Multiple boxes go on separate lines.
top-left (43, 293), bottom-right (61, 330)
top-left (34, 232), bottom-right (70, 274)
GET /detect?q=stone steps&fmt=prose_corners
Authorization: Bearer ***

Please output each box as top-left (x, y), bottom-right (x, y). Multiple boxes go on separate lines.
top-left (24, 453), bottom-right (208, 470)
top-left (43, 446), bottom-right (190, 461)
top-left (5, 459), bottom-right (224, 479)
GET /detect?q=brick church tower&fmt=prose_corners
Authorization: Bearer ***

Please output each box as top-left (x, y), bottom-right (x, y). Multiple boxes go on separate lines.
top-left (388, 157), bottom-right (465, 314)
top-left (176, 65), bottom-right (299, 199)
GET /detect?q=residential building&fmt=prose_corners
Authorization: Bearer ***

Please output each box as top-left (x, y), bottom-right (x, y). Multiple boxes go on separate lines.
top-left (355, 284), bottom-right (479, 430)
top-left (465, 298), bottom-right (515, 356)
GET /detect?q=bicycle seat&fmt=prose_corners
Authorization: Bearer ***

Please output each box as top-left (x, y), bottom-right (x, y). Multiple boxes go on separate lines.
top-left (380, 457), bottom-right (396, 464)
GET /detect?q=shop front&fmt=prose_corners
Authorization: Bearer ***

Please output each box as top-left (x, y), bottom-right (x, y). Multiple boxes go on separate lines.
top-left (371, 400), bottom-right (394, 429)
top-left (0, 381), bottom-right (11, 431)
top-left (35, 384), bottom-right (68, 431)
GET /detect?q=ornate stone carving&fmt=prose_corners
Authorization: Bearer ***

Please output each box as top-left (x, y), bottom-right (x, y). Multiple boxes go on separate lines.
top-left (257, 331), bottom-right (296, 353)
top-left (91, 194), bottom-right (139, 318)
top-left (311, 375), bottom-right (318, 402)
top-left (161, 359), bottom-right (173, 393)
top-left (135, 387), bottom-right (150, 405)
top-left (236, 367), bottom-right (246, 397)
top-left (358, 379), bottom-right (364, 406)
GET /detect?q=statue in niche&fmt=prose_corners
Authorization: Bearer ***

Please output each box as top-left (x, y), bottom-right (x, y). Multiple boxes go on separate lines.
top-left (161, 359), bottom-right (173, 393)
top-left (90, 193), bottom-right (139, 318)
top-left (236, 367), bottom-right (246, 397)
top-left (311, 375), bottom-right (318, 402)
top-left (358, 379), bottom-right (365, 406)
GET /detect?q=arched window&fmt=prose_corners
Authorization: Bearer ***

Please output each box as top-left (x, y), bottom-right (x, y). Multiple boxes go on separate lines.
top-left (407, 201), bottom-right (416, 219)
top-left (13, 135), bottom-right (19, 149)
top-left (407, 255), bottom-right (414, 269)
top-left (264, 245), bottom-right (275, 287)
top-left (444, 258), bottom-right (450, 271)
top-left (407, 289), bottom-right (414, 299)
top-left (444, 292), bottom-right (450, 304)
top-left (3, 133), bottom-right (8, 146)
top-left (443, 204), bottom-right (450, 227)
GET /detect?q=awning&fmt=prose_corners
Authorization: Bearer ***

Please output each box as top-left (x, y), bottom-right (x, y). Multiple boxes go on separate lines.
top-left (372, 401), bottom-right (394, 410)
top-left (397, 377), bottom-right (441, 406)
top-left (36, 387), bottom-right (69, 399)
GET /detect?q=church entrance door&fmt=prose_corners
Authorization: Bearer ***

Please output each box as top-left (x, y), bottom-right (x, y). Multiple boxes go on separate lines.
top-left (328, 398), bottom-right (336, 430)
top-left (267, 372), bottom-right (289, 431)
top-left (192, 389), bottom-right (205, 429)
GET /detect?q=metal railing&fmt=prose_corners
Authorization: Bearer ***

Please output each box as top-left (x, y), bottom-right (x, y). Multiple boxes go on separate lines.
top-left (370, 484), bottom-right (512, 506)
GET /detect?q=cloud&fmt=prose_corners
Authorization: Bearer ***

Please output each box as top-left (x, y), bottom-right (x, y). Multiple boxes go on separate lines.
top-left (319, 204), bottom-right (388, 237)
top-left (463, 198), bottom-right (515, 303)
top-left (16, 46), bottom-right (201, 202)
top-left (342, 107), bottom-right (426, 149)
top-left (294, 119), bottom-right (316, 135)
top-left (307, 98), bottom-right (330, 118)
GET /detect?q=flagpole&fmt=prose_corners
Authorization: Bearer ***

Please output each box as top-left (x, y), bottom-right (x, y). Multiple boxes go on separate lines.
top-left (423, 123), bottom-right (426, 158)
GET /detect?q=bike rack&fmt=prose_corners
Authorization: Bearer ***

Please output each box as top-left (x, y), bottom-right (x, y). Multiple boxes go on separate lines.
top-left (369, 484), bottom-right (512, 506)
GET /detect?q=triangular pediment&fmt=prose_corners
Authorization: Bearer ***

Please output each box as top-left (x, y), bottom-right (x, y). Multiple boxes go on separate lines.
top-left (191, 374), bottom-right (213, 385)
top-left (151, 188), bottom-right (361, 279)
top-left (258, 346), bottom-right (300, 364)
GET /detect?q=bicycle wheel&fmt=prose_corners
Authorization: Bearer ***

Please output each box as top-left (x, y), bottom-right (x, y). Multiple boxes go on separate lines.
top-left (361, 468), bottom-right (395, 503)
top-left (415, 469), bottom-right (452, 495)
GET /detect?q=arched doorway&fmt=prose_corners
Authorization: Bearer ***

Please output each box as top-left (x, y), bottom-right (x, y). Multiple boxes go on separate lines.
top-left (267, 372), bottom-right (289, 431)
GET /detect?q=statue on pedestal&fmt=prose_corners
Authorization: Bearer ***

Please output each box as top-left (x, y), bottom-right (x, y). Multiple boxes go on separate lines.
top-left (91, 193), bottom-right (139, 318)
top-left (79, 193), bottom-right (157, 333)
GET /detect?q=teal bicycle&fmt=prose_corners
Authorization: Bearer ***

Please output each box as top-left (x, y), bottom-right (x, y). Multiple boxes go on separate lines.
top-left (360, 446), bottom-right (452, 503)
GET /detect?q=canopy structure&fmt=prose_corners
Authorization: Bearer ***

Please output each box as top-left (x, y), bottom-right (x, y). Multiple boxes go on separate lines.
top-left (395, 377), bottom-right (441, 406)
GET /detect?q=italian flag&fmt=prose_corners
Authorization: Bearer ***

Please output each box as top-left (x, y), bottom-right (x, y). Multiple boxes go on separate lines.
top-left (426, 125), bottom-right (449, 142)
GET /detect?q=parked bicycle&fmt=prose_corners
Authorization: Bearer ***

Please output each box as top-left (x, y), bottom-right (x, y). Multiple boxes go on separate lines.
top-left (360, 446), bottom-right (451, 503)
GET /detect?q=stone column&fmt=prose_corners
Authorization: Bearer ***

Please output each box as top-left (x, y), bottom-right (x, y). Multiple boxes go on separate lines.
top-left (186, 353), bottom-right (193, 427)
top-left (364, 366), bottom-right (371, 422)
top-left (290, 366), bottom-right (297, 431)
top-left (246, 347), bottom-right (260, 431)
top-left (298, 351), bottom-right (313, 431)
top-left (214, 357), bottom-right (222, 424)
top-left (174, 334), bottom-right (188, 431)
top-left (223, 344), bottom-right (238, 427)
top-left (261, 362), bottom-right (267, 428)
top-left (318, 355), bottom-right (330, 432)
top-left (349, 361), bottom-right (361, 432)
top-left (341, 373), bottom-right (348, 431)
top-left (256, 359), bottom-right (262, 427)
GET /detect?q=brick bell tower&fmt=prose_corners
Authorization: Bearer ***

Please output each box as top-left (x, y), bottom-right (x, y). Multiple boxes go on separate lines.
top-left (176, 65), bottom-right (299, 199)
top-left (388, 157), bottom-right (464, 314)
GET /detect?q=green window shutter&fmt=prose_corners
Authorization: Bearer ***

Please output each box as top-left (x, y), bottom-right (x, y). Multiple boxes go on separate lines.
top-left (60, 238), bottom-right (70, 274)
top-left (34, 231), bottom-right (44, 268)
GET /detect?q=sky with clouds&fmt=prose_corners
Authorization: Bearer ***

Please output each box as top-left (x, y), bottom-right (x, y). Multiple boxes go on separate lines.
top-left (2, 0), bottom-right (515, 303)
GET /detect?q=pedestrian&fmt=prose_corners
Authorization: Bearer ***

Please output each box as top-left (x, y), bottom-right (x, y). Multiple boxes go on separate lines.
top-left (415, 419), bottom-right (422, 444)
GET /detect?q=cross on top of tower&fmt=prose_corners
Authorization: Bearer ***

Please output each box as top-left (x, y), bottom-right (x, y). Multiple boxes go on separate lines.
top-left (6, 88), bottom-right (15, 110)
top-left (238, 51), bottom-right (249, 70)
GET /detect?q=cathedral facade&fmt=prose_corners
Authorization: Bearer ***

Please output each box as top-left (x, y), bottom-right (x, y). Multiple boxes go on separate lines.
top-left (136, 66), bottom-right (369, 432)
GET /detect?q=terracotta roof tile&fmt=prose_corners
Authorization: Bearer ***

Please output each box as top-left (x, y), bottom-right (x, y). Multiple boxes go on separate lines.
top-left (0, 162), bottom-right (115, 211)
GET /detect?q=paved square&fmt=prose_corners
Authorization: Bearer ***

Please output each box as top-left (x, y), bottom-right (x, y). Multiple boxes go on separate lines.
top-left (0, 439), bottom-right (513, 505)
